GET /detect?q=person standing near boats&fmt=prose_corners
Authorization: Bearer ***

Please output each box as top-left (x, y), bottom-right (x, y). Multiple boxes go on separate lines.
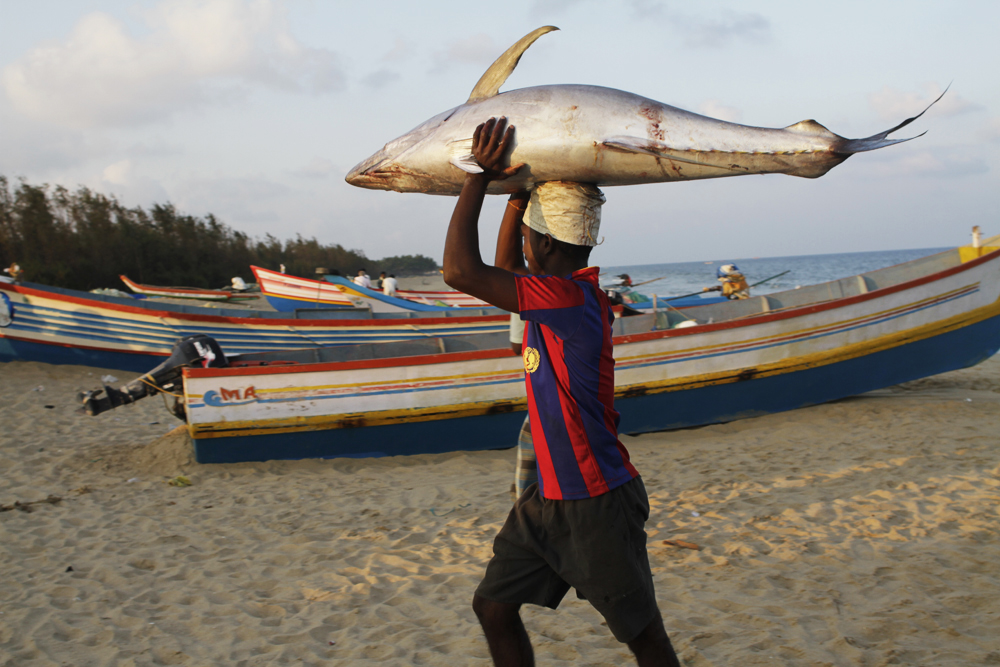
top-left (499, 193), bottom-right (538, 502)
top-left (381, 274), bottom-right (398, 297)
top-left (353, 269), bottom-right (372, 289)
top-left (443, 117), bottom-right (679, 667)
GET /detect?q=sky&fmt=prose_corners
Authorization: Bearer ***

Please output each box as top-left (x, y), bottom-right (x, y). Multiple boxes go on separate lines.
top-left (1, 0), bottom-right (998, 266)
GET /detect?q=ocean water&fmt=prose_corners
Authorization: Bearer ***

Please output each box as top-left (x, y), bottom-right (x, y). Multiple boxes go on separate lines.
top-left (601, 247), bottom-right (951, 301)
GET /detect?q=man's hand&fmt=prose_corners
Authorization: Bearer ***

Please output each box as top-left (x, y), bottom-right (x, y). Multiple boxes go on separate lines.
top-left (472, 117), bottom-right (525, 181)
top-left (442, 117), bottom-right (523, 313)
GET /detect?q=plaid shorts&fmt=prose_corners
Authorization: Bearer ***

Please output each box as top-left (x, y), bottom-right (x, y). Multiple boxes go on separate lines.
top-left (475, 476), bottom-right (658, 643)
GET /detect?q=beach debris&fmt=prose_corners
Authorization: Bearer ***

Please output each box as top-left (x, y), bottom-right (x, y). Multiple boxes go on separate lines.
top-left (66, 566), bottom-right (74, 572)
top-left (663, 539), bottom-right (702, 551)
top-left (44, 405), bottom-right (54, 409)
top-left (126, 477), bottom-right (140, 483)
top-left (691, 511), bottom-right (701, 517)
top-left (1, 494), bottom-right (63, 513)
top-left (167, 476), bottom-right (192, 487)
top-left (430, 503), bottom-right (471, 516)
top-left (34, 386), bottom-right (44, 392)
top-left (101, 375), bottom-right (118, 384)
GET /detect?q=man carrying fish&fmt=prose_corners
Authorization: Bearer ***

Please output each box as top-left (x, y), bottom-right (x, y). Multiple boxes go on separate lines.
top-left (443, 117), bottom-right (680, 667)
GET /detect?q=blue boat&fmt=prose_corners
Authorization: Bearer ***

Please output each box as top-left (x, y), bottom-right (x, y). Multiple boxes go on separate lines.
top-left (93, 237), bottom-right (999, 463)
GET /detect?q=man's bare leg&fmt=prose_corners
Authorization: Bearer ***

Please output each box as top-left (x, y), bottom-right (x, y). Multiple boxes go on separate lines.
top-left (626, 610), bottom-right (681, 667)
top-left (472, 594), bottom-right (535, 667)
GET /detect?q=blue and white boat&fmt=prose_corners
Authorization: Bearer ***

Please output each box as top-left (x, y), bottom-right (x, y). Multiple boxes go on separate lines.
top-left (161, 236), bottom-right (1000, 463)
top-left (0, 278), bottom-right (508, 372)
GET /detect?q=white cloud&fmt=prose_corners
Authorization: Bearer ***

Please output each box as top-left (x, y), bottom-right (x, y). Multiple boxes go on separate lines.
top-left (1, 0), bottom-right (345, 129)
top-left (699, 100), bottom-right (742, 123)
top-left (291, 157), bottom-right (337, 179)
top-left (530, 0), bottom-right (591, 14)
top-left (858, 147), bottom-right (988, 179)
top-left (869, 83), bottom-right (983, 123)
top-left (380, 38), bottom-right (414, 63)
top-left (431, 33), bottom-right (500, 73)
top-left (630, 3), bottom-right (771, 48)
top-left (977, 117), bottom-right (1000, 143)
top-left (173, 174), bottom-right (292, 227)
top-left (361, 69), bottom-right (401, 90)
top-left (102, 159), bottom-right (132, 186)
top-left (97, 162), bottom-right (171, 206)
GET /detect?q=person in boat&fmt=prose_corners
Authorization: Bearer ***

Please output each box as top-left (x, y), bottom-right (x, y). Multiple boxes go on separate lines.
top-left (4, 263), bottom-right (24, 283)
top-left (353, 269), bottom-right (372, 289)
top-left (443, 117), bottom-right (679, 667)
top-left (382, 274), bottom-right (398, 297)
top-left (374, 271), bottom-right (387, 290)
top-left (704, 263), bottom-right (750, 300)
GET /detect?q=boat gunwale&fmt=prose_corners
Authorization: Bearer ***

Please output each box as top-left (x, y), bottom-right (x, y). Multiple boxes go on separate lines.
top-left (0, 280), bottom-right (510, 328)
top-left (185, 245), bottom-right (1000, 380)
top-left (119, 275), bottom-right (234, 299)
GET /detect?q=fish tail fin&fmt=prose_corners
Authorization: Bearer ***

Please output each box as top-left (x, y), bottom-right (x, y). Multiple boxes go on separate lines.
top-left (835, 84), bottom-right (948, 154)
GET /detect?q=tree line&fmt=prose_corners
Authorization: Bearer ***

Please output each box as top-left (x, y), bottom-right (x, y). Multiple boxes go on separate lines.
top-left (0, 176), bottom-right (438, 291)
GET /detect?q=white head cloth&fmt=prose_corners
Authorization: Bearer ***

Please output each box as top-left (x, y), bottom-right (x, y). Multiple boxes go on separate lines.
top-left (524, 182), bottom-right (605, 247)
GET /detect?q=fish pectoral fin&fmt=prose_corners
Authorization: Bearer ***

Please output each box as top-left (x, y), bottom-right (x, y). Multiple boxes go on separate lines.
top-left (602, 137), bottom-right (737, 170)
top-left (447, 138), bottom-right (484, 174)
top-left (467, 26), bottom-right (559, 103)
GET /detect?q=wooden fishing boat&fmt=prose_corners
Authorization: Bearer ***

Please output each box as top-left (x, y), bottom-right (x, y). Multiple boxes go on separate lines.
top-left (323, 275), bottom-right (490, 313)
top-left (252, 265), bottom-right (489, 312)
top-left (120, 275), bottom-right (256, 301)
top-left (249, 266), bottom-right (360, 310)
top-left (137, 237), bottom-right (1000, 463)
top-left (0, 278), bottom-right (508, 372)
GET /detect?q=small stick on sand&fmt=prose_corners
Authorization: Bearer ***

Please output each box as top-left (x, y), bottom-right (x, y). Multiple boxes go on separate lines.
top-left (0, 495), bottom-right (63, 513)
top-left (663, 539), bottom-right (701, 551)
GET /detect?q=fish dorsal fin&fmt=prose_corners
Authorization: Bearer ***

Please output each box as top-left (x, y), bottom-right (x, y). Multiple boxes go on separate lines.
top-left (467, 26), bottom-right (559, 103)
top-left (783, 119), bottom-right (839, 138)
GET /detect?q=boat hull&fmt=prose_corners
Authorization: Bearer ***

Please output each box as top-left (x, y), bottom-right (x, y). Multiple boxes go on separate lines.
top-left (182, 244), bottom-right (1000, 463)
top-left (0, 280), bottom-right (510, 371)
top-left (190, 310), bottom-right (1000, 463)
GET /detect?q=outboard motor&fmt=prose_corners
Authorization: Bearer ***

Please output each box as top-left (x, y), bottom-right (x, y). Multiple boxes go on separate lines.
top-left (79, 334), bottom-right (227, 418)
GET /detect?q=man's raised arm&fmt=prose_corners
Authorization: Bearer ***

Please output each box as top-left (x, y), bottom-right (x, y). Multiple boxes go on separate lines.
top-left (443, 117), bottom-right (524, 313)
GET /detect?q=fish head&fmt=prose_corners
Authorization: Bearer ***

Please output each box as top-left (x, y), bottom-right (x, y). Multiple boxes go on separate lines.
top-left (345, 107), bottom-right (459, 193)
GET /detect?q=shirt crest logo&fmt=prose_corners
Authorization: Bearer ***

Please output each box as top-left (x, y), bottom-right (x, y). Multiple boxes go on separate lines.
top-left (523, 346), bottom-right (540, 373)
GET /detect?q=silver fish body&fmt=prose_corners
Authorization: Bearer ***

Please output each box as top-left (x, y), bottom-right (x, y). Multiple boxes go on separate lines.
top-left (346, 28), bottom-right (936, 196)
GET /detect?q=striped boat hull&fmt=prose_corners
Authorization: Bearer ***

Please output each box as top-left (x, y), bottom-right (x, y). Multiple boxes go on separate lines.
top-left (0, 280), bottom-right (509, 371)
top-left (182, 244), bottom-right (1000, 463)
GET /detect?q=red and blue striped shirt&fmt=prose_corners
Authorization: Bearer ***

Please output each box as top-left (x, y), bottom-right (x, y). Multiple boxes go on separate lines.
top-left (515, 266), bottom-right (638, 500)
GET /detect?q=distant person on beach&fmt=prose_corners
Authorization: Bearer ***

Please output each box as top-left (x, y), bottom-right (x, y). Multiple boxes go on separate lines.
top-left (375, 271), bottom-right (387, 290)
top-left (443, 117), bottom-right (679, 667)
top-left (353, 269), bottom-right (372, 289)
top-left (704, 263), bottom-right (750, 299)
top-left (382, 274), bottom-right (398, 297)
top-left (3, 263), bottom-right (23, 283)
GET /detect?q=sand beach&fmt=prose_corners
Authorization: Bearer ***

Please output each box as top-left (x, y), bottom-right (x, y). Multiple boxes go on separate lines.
top-left (1, 316), bottom-right (998, 665)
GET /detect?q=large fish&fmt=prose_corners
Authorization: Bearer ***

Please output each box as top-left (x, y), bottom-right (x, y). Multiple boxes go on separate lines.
top-left (346, 26), bottom-right (940, 195)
